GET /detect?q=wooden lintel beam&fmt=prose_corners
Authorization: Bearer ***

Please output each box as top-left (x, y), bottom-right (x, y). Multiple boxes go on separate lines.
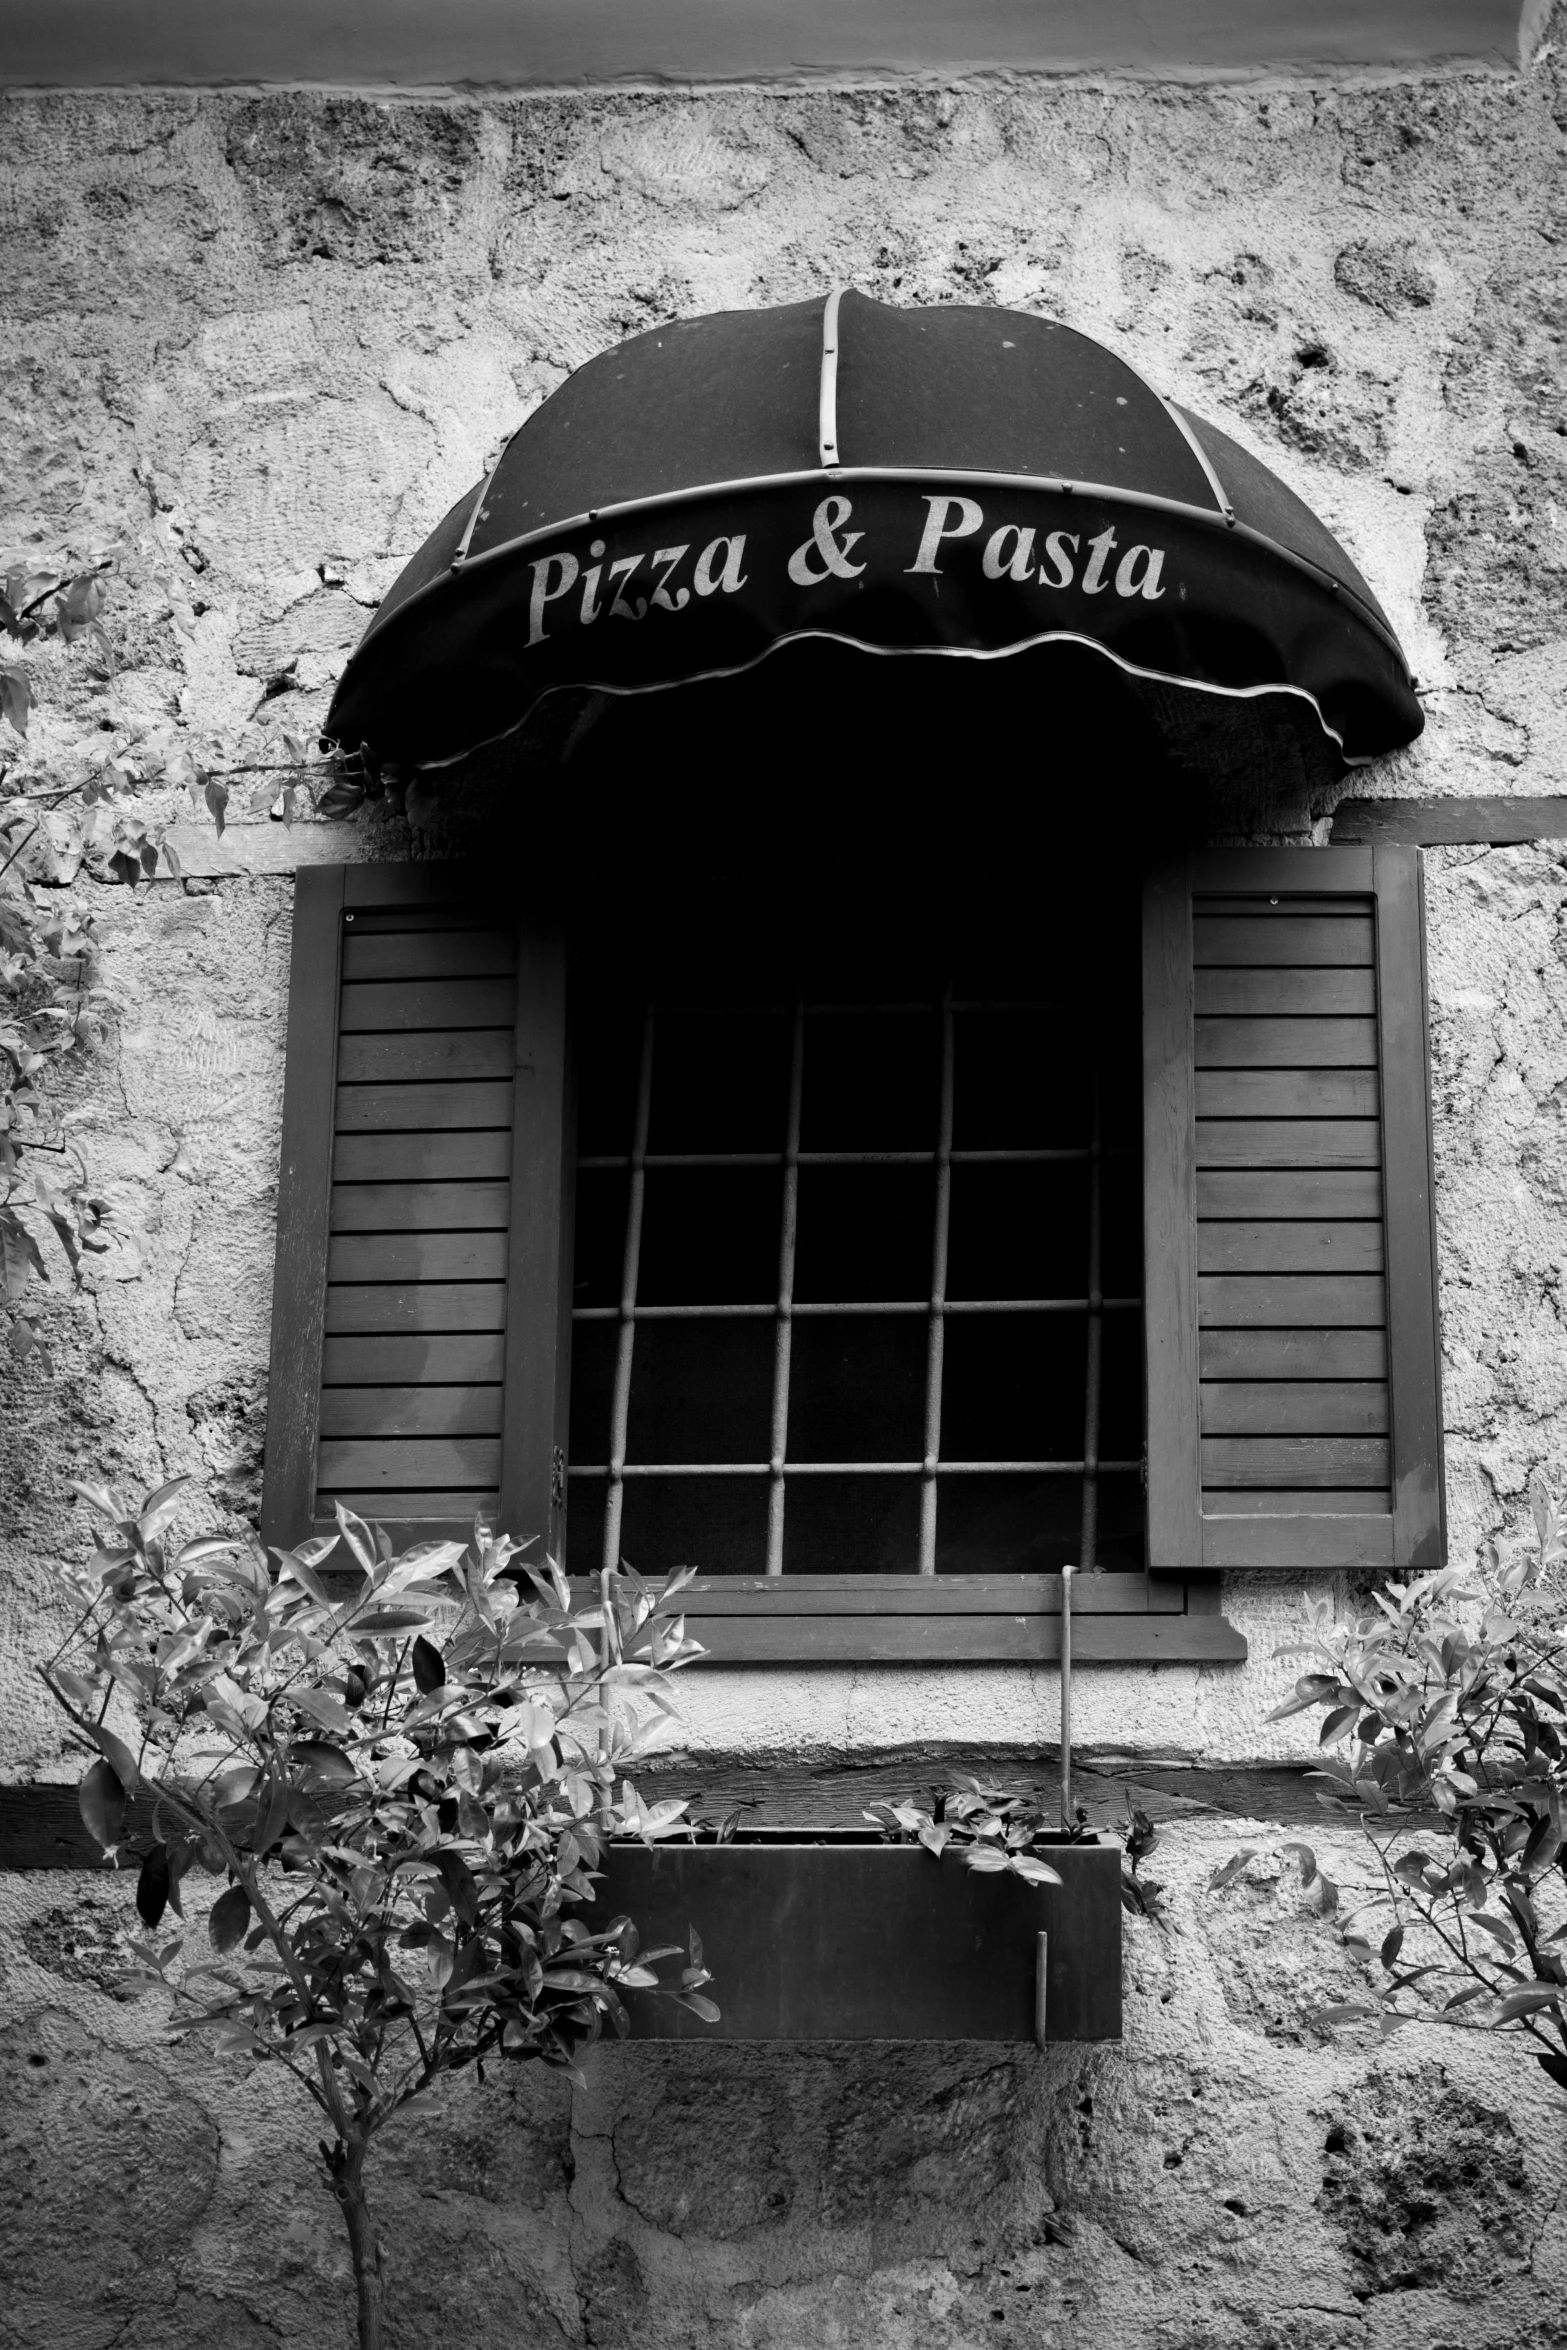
top-left (1330, 797), bottom-right (1567, 848)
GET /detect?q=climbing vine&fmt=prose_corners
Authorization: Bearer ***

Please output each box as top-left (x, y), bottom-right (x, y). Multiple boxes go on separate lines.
top-left (1, 553), bottom-right (379, 1372)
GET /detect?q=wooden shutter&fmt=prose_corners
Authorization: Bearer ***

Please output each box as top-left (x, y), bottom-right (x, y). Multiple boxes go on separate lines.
top-left (260, 864), bottom-right (571, 1558)
top-left (1143, 845), bottom-right (1443, 1572)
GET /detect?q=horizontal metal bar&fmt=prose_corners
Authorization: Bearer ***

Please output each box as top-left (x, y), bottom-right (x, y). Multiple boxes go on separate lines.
top-left (577, 999), bottom-right (1076, 1019)
top-left (568, 1459), bottom-right (1142, 1478)
top-left (573, 1296), bottom-right (1141, 1322)
top-left (577, 1147), bottom-right (1135, 1171)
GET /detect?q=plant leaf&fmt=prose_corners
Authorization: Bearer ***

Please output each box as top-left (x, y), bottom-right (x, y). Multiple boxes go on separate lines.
top-left (1496, 1986), bottom-right (1562, 2022)
top-left (208, 1883), bottom-right (252, 1954)
top-left (1267, 1673), bottom-right (1339, 1722)
top-left (78, 1757), bottom-right (126, 1852)
top-left (136, 1476), bottom-right (193, 1542)
top-left (137, 1842), bottom-right (171, 1927)
top-left (1281, 1840), bottom-right (1319, 1888)
top-left (1442, 1983), bottom-right (1489, 2011)
top-left (411, 1635), bottom-right (445, 1695)
top-left (86, 1721), bottom-right (142, 1793)
top-left (1010, 1852), bottom-right (1064, 1887)
top-left (289, 1740), bottom-right (357, 1786)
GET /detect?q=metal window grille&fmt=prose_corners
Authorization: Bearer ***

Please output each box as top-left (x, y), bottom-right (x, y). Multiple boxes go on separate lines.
top-left (566, 965), bottom-right (1145, 1580)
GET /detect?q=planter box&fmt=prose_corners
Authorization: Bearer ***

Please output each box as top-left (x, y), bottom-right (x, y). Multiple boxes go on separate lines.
top-left (591, 1833), bottom-right (1121, 2043)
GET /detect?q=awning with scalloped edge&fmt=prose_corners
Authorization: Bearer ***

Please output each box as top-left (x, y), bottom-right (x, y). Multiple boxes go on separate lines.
top-left (326, 289), bottom-right (1422, 775)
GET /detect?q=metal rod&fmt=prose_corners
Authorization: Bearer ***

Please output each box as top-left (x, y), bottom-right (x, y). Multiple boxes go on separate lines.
top-left (818, 287), bottom-right (844, 468)
top-left (569, 1458), bottom-right (1142, 1480)
top-left (1059, 1561), bottom-right (1075, 1832)
top-left (765, 998), bottom-right (805, 1575)
top-left (1157, 393), bottom-right (1235, 523)
top-left (918, 987), bottom-right (955, 1574)
top-left (602, 1006), bottom-right (654, 1572)
top-left (576, 1145), bottom-right (1131, 1171)
top-left (572, 1296), bottom-right (1142, 1322)
top-left (1035, 1929), bottom-right (1049, 2053)
top-left (450, 424), bottom-right (522, 570)
top-left (1078, 1063), bottom-right (1104, 1575)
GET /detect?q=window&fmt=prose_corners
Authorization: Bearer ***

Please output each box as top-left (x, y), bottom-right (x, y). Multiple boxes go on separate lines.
top-left (564, 897), bottom-right (1144, 1582)
top-left (261, 843), bottom-right (1442, 1662)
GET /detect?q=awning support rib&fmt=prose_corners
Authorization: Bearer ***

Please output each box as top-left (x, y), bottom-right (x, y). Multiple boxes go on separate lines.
top-left (818, 288), bottom-right (844, 469)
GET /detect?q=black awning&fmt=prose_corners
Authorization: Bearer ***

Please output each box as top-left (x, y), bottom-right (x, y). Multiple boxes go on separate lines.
top-left (326, 290), bottom-right (1422, 773)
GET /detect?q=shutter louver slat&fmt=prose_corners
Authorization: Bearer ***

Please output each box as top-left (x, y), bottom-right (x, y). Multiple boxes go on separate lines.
top-left (329, 1180), bottom-right (511, 1231)
top-left (1197, 1070), bottom-right (1379, 1116)
top-left (317, 1387), bottom-right (505, 1437)
top-left (324, 1283), bottom-right (507, 1333)
top-left (335, 1080), bottom-right (514, 1131)
top-left (1200, 1381), bottom-right (1389, 1434)
top-left (1199, 1329), bottom-right (1388, 1379)
top-left (1197, 1222), bottom-right (1384, 1273)
top-left (332, 1133), bottom-right (512, 1181)
top-left (322, 1334), bottom-right (507, 1384)
top-left (1196, 1121), bottom-right (1381, 1168)
top-left (1194, 969), bottom-right (1377, 1017)
top-left (1194, 1015), bottom-right (1378, 1066)
top-left (317, 1438), bottom-right (504, 1489)
top-left (1196, 1171), bottom-right (1381, 1216)
top-left (315, 902), bottom-right (516, 1533)
top-left (338, 1031), bottom-right (514, 1083)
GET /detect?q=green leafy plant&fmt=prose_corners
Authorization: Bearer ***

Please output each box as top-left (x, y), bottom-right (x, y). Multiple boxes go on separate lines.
top-left (878, 1776), bottom-right (1169, 1926)
top-left (1263, 1485), bottom-right (1567, 2087)
top-left (869, 1778), bottom-right (1167, 1917)
top-left (1119, 1800), bottom-right (1166, 1919)
top-left (866, 1779), bottom-right (1065, 1884)
top-left (40, 1475), bottom-right (717, 2349)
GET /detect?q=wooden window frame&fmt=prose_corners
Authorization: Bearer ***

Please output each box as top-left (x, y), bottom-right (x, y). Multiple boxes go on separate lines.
top-left (261, 845), bottom-right (1446, 1661)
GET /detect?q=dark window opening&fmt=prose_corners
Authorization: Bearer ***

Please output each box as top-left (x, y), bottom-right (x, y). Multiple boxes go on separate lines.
top-left (566, 887), bottom-right (1145, 1577)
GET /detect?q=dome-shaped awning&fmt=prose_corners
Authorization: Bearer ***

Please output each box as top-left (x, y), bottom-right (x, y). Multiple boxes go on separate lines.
top-left (327, 290), bottom-right (1422, 773)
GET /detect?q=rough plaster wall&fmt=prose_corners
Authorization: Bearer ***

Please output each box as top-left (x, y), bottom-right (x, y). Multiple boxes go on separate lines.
top-left (5, 42), bottom-right (1567, 2350)
top-left (5, 1825), bottom-right (1566, 2350)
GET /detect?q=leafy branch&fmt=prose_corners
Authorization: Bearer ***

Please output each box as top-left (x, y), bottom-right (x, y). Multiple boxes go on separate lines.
top-left (1250, 1485), bottom-right (1567, 2089)
top-left (42, 1472), bottom-right (718, 2349)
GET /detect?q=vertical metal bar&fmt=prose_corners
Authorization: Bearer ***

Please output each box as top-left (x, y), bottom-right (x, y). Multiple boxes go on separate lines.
top-left (1078, 1060), bottom-right (1104, 1574)
top-left (603, 1006), bottom-right (654, 1572)
top-left (1059, 1560), bottom-right (1074, 1832)
top-left (766, 998), bottom-right (806, 1576)
top-left (918, 986), bottom-right (955, 1574)
top-left (1035, 1928), bottom-right (1050, 2051)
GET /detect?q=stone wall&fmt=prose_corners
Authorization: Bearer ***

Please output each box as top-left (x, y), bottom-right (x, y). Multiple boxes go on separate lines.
top-left (3, 41), bottom-right (1567, 2348)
